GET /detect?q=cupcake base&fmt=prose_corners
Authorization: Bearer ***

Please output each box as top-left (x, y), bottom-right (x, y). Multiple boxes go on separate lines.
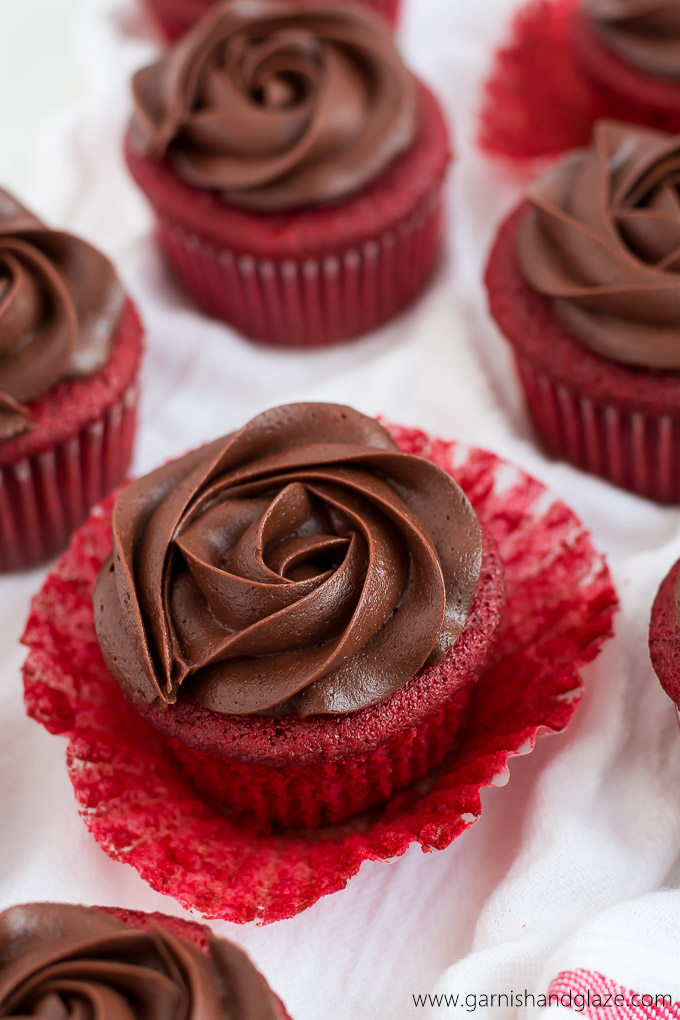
top-left (139, 530), bottom-right (504, 830)
top-left (22, 426), bottom-right (616, 923)
top-left (142, 0), bottom-right (401, 41)
top-left (649, 558), bottom-right (680, 710)
top-left (126, 83), bottom-right (450, 347)
top-left (0, 301), bottom-right (142, 570)
top-left (486, 205), bottom-right (680, 504)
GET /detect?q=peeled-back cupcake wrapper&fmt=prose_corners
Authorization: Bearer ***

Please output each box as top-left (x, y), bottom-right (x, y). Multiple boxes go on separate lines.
top-left (154, 186), bottom-right (443, 347)
top-left (22, 425), bottom-right (617, 924)
top-left (141, 0), bottom-right (401, 42)
top-left (478, 0), bottom-right (680, 163)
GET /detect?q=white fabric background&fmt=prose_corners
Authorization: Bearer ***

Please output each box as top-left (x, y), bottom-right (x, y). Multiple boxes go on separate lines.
top-left (1, 1), bottom-right (680, 1017)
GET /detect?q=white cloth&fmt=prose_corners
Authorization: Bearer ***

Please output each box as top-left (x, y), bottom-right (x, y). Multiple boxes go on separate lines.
top-left (1, 1), bottom-right (680, 1017)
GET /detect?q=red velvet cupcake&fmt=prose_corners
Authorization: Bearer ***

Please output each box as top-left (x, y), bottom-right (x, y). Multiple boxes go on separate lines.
top-left (0, 903), bottom-right (291, 1019)
top-left (126, 1), bottom-right (450, 347)
top-left (0, 190), bottom-right (142, 570)
top-left (143, 0), bottom-right (401, 41)
top-left (649, 558), bottom-right (680, 715)
top-left (486, 120), bottom-right (680, 503)
top-left (90, 403), bottom-right (505, 829)
top-left (573, 0), bottom-right (680, 134)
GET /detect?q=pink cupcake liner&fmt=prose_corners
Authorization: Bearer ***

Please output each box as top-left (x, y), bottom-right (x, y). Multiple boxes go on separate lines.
top-left (154, 185), bottom-right (444, 346)
top-left (515, 354), bottom-right (680, 503)
top-left (23, 427), bottom-right (617, 923)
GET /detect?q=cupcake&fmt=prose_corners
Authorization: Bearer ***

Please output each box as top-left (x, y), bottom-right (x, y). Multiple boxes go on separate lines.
top-left (143, 0), bottom-right (401, 42)
top-left (89, 403), bottom-right (505, 829)
top-left (126, 1), bottom-right (451, 347)
top-left (0, 903), bottom-right (290, 1018)
top-left (649, 558), bottom-right (680, 715)
top-left (0, 189), bottom-right (142, 570)
top-left (573, 0), bottom-right (680, 133)
top-left (486, 120), bottom-right (680, 503)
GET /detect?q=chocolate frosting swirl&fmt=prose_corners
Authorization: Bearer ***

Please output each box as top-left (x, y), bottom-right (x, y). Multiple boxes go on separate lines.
top-left (0, 190), bottom-right (124, 440)
top-left (94, 403), bottom-right (482, 718)
top-left (0, 903), bottom-right (283, 1019)
top-left (515, 120), bottom-right (680, 370)
top-left (130, 0), bottom-right (419, 211)
top-left (584, 0), bottom-right (680, 79)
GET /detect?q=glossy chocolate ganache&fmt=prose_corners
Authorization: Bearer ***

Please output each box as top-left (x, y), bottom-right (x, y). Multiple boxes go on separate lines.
top-left (584, 0), bottom-right (680, 79)
top-left (0, 903), bottom-right (284, 1019)
top-left (0, 189), bottom-right (123, 440)
top-left (130, 0), bottom-right (419, 211)
top-left (95, 403), bottom-right (483, 718)
top-left (516, 120), bottom-right (680, 370)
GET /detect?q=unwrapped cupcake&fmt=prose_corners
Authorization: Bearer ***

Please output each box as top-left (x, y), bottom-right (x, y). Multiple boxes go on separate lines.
top-left (143, 0), bottom-right (401, 41)
top-left (486, 120), bottom-right (680, 503)
top-left (0, 902), bottom-right (290, 1018)
top-left (91, 403), bottom-right (505, 828)
top-left (0, 189), bottom-right (142, 569)
top-left (126, 0), bottom-right (451, 346)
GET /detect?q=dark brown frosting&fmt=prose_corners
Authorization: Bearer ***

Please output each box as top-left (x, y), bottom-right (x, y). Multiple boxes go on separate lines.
top-left (130, 0), bottom-right (419, 211)
top-left (0, 903), bottom-right (283, 1020)
top-left (94, 403), bottom-right (482, 718)
top-left (0, 190), bottom-right (124, 440)
top-left (584, 0), bottom-right (680, 79)
top-left (515, 120), bottom-right (680, 370)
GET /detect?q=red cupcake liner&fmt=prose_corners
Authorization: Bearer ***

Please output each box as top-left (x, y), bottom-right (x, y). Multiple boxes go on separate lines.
top-left (478, 0), bottom-right (680, 163)
top-left (101, 907), bottom-right (292, 1018)
top-left (514, 356), bottom-right (680, 503)
top-left (487, 205), bottom-right (680, 504)
top-left (649, 558), bottom-right (680, 710)
top-left (142, 0), bottom-right (401, 42)
top-left (0, 302), bottom-right (142, 571)
top-left (22, 426), bottom-right (617, 923)
top-left (155, 189), bottom-right (443, 347)
top-left (126, 83), bottom-right (450, 346)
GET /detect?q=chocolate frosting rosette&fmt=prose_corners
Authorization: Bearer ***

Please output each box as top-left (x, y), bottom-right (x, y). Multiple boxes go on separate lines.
top-left (516, 120), bottom-right (680, 370)
top-left (90, 403), bottom-right (505, 828)
top-left (125, 0), bottom-right (451, 345)
top-left (584, 0), bottom-right (680, 80)
top-left (486, 119), bottom-right (680, 503)
top-left (0, 904), bottom-right (289, 1019)
top-left (0, 190), bottom-right (143, 570)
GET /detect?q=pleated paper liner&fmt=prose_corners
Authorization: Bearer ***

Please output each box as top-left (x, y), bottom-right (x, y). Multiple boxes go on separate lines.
top-left (0, 301), bottom-right (142, 571)
top-left (478, 0), bottom-right (680, 164)
top-left (142, 0), bottom-right (401, 42)
top-left (22, 425), bottom-right (617, 924)
top-left (155, 186), bottom-right (443, 347)
top-left (487, 205), bottom-right (680, 504)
